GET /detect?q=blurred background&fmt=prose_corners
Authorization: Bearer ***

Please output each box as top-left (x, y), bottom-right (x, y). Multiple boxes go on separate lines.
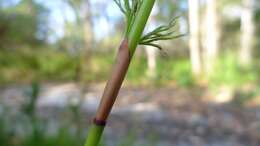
top-left (0, 0), bottom-right (259, 146)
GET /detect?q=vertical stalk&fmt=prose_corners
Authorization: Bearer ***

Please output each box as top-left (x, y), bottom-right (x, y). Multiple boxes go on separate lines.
top-left (84, 0), bottom-right (156, 146)
top-left (128, 0), bottom-right (156, 56)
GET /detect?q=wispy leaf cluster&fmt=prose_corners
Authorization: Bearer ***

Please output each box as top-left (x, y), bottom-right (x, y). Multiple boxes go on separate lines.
top-left (140, 17), bottom-right (185, 50)
top-left (114, 0), bottom-right (143, 36)
top-left (114, 0), bottom-right (184, 50)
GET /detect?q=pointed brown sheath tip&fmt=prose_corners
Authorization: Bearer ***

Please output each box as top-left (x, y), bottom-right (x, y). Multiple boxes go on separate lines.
top-left (95, 39), bottom-right (131, 122)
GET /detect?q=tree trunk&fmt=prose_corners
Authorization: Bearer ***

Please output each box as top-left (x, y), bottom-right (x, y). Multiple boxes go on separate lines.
top-left (84, 0), bottom-right (93, 51)
top-left (65, 0), bottom-right (94, 82)
top-left (77, 0), bottom-right (94, 82)
top-left (144, 4), bottom-right (158, 79)
top-left (145, 46), bottom-right (157, 78)
top-left (188, 0), bottom-right (203, 76)
top-left (204, 0), bottom-right (220, 74)
top-left (240, 0), bottom-right (255, 66)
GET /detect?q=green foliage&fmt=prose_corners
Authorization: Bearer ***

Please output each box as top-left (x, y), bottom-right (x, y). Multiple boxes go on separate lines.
top-left (156, 57), bottom-right (193, 87)
top-left (37, 52), bottom-right (78, 80)
top-left (126, 56), bottom-right (147, 83)
top-left (118, 132), bottom-right (136, 146)
top-left (0, 116), bottom-right (10, 146)
top-left (21, 126), bottom-right (84, 146)
top-left (0, 49), bottom-right (78, 84)
top-left (0, 50), bottom-right (194, 87)
top-left (23, 81), bottom-right (40, 117)
top-left (126, 56), bottom-right (194, 87)
top-left (82, 54), bottom-right (114, 82)
top-left (209, 53), bottom-right (258, 87)
top-left (0, 0), bottom-right (49, 48)
top-left (0, 50), bottom-right (258, 89)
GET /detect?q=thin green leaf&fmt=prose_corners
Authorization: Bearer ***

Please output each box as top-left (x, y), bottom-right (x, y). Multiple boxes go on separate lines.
top-left (114, 0), bottom-right (126, 14)
top-left (140, 42), bottom-right (162, 50)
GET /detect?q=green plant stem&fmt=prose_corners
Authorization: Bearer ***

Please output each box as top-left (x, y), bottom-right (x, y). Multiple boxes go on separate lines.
top-left (128, 0), bottom-right (156, 56)
top-left (84, 124), bottom-right (105, 146)
top-left (84, 1), bottom-right (156, 146)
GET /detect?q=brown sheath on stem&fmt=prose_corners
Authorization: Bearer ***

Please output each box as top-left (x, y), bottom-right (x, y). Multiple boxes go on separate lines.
top-left (95, 39), bottom-right (131, 122)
